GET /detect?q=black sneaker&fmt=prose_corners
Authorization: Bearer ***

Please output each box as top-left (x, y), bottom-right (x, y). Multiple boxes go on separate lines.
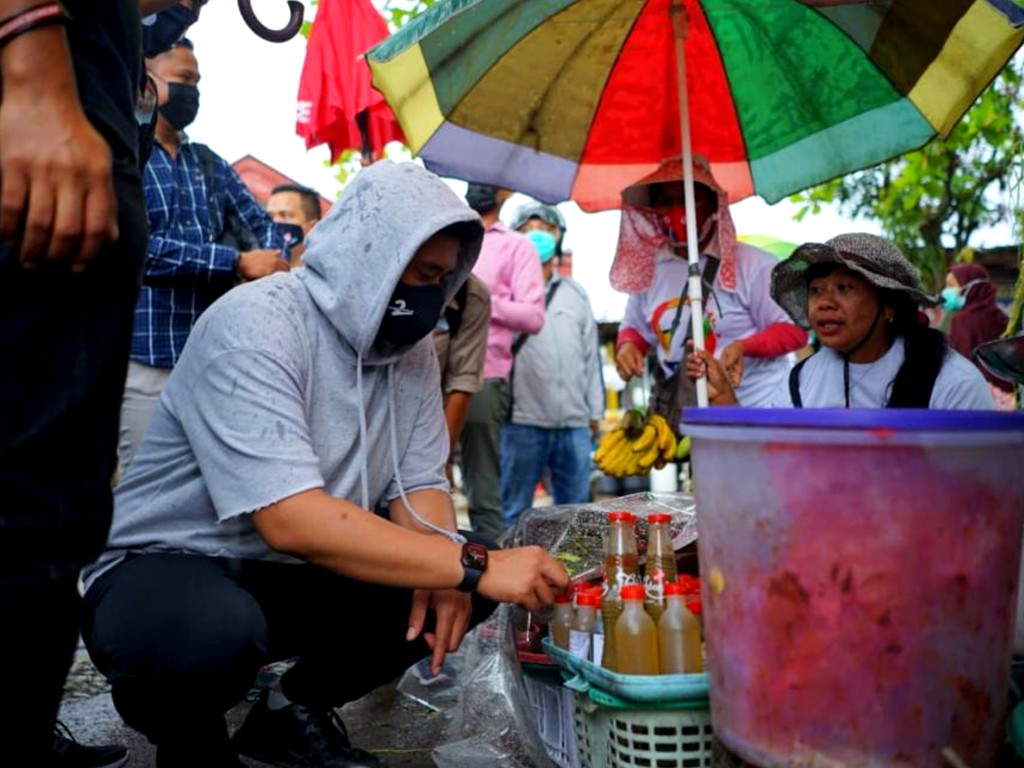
top-left (51, 721), bottom-right (128, 768)
top-left (234, 691), bottom-right (383, 768)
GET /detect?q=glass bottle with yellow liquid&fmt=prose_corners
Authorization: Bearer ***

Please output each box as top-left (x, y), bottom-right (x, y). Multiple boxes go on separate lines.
top-left (643, 513), bottom-right (677, 623)
top-left (658, 581), bottom-right (703, 673)
top-left (614, 585), bottom-right (660, 675)
top-left (551, 592), bottom-right (573, 650)
top-left (600, 511), bottom-right (638, 671)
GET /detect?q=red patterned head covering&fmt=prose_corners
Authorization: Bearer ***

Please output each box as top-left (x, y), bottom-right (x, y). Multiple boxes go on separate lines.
top-left (610, 156), bottom-right (737, 294)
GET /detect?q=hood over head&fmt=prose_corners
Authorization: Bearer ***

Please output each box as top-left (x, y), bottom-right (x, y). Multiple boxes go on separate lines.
top-left (298, 161), bottom-right (484, 361)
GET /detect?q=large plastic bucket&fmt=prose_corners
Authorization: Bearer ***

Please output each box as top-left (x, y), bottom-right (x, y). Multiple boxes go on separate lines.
top-left (683, 408), bottom-right (1024, 768)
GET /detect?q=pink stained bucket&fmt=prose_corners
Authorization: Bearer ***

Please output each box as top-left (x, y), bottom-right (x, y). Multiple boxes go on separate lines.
top-left (684, 408), bottom-right (1024, 768)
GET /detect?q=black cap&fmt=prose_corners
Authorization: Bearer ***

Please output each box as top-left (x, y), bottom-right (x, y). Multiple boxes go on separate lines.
top-left (465, 183), bottom-right (499, 214)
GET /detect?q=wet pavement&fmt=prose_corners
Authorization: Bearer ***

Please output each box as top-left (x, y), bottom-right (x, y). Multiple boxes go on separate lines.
top-left (59, 647), bottom-right (447, 767)
top-left (57, 493), bottom-right (482, 767)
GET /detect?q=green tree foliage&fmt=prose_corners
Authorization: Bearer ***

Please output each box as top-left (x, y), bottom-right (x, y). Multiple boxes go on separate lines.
top-left (792, 63), bottom-right (1024, 290)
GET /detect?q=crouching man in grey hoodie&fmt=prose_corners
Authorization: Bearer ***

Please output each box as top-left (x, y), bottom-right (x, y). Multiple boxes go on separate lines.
top-left (79, 162), bottom-right (569, 768)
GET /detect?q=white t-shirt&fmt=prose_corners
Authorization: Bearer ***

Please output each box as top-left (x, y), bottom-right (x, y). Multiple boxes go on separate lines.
top-left (769, 338), bottom-right (995, 409)
top-left (620, 244), bottom-right (794, 407)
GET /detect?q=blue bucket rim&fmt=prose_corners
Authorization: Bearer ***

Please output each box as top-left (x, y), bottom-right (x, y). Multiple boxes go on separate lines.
top-left (681, 407), bottom-right (1024, 432)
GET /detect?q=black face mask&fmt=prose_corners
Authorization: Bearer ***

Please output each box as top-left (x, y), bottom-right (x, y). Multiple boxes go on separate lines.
top-left (378, 282), bottom-right (446, 348)
top-left (160, 82), bottom-right (200, 130)
top-left (141, 5), bottom-right (197, 58)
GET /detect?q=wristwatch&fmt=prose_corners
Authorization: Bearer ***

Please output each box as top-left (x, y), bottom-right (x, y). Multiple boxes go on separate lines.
top-left (457, 541), bottom-right (489, 593)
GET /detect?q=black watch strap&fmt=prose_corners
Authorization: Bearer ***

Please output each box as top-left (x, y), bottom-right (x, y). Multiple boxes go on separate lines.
top-left (457, 541), bottom-right (488, 593)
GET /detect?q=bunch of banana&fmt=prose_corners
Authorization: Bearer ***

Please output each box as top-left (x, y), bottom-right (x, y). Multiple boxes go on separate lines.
top-left (594, 410), bottom-right (680, 477)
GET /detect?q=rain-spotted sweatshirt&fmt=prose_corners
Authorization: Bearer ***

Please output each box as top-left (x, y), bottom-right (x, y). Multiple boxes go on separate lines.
top-left (83, 161), bottom-right (483, 590)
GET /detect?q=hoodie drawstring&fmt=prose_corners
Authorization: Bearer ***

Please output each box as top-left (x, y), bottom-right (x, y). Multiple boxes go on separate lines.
top-left (388, 365), bottom-right (466, 545)
top-left (355, 354), bottom-right (370, 510)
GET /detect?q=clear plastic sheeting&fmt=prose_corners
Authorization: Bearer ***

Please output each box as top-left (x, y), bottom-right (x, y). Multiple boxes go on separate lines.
top-left (508, 492), bottom-right (698, 582)
top-left (432, 605), bottom-right (556, 768)
top-left (407, 493), bottom-right (698, 768)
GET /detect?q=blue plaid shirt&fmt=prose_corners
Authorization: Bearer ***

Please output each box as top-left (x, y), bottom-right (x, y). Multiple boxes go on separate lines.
top-left (130, 141), bottom-right (283, 368)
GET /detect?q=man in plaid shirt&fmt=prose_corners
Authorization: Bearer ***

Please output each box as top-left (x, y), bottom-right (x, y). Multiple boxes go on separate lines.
top-left (119, 39), bottom-right (286, 473)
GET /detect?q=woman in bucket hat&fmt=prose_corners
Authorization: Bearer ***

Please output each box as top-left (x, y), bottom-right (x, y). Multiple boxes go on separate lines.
top-left (612, 157), bottom-right (807, 424)
top-left (688, 233), bottom-right (994, 409)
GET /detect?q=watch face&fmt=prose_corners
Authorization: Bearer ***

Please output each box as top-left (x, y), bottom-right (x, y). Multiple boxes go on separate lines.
top-left (462, 542), bottom-right (488, 570)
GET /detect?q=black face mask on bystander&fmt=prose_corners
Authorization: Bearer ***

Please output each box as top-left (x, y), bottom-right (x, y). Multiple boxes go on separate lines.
top-left (160, 83), bottom-right (200, 130)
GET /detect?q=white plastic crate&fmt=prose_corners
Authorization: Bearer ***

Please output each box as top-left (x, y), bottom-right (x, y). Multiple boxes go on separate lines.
top-left (523, 673), bottom-right (580, 768)
top-left (607, 708), bottom-right (713, 768)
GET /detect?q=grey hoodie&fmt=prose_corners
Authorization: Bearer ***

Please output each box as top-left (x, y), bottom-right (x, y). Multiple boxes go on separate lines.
top-left (83, 162), bottom-right (483, 589)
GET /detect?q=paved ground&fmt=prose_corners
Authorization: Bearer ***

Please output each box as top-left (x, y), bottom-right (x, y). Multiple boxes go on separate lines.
top-left (55, 490), bottom-right (521, 768)
top-left (59, 648), bottom-right (449, 767)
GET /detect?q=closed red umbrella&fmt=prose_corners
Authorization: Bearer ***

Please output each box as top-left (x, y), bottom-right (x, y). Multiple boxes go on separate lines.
top-left (296, 0), bottom-right (404, 162)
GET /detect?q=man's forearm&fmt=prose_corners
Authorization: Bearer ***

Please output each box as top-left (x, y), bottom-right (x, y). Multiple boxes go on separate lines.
top-left (1, 9), bottom-right (74, 93)
top-left (253, 488), bottom-right (463, 587)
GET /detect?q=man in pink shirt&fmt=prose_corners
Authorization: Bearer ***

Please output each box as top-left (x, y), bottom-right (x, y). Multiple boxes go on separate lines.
top-left (459, 184), bottom-right (546, 538)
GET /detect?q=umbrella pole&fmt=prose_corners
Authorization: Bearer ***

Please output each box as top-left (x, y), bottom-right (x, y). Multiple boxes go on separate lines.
top-left (671, 2), bottom-right (709, 408)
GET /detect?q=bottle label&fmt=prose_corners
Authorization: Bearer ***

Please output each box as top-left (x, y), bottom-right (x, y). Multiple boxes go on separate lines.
top-left (644, 568), bottom-right (667, 604)
top-left (591, 633), bottom-right (605, 665)
top-left (569, 629), bottom-right (592, 660)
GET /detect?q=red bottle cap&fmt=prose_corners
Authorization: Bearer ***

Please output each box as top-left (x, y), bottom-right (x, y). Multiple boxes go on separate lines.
top-left (677, 574), bottom-right (701, 595)
top-left (573, 581), bottom-right (589, 594)
top-left (664, 581), bottom-right (687, 597)
top-left (578, 591), bottom-right (599, 608)
top-left (608, 511), bottom-right (636, 522)
top-left (554, 592), bottom-right (571, 604)
top-left (647, 513), bottom-right (671, 524)
top-left (620, 584), bottom-right (646, 601)
top-left (686, 596), bottom-right (703, 616)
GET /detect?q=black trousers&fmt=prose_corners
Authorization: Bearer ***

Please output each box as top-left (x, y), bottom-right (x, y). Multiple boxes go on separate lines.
top-left (0, 168), bottom-right (146, 759)
top-left (83, 552), bottom-right (497, 745)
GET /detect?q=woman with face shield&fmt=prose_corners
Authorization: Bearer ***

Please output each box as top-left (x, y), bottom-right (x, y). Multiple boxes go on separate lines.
top-left (612, 157), bottom-right (807, 427)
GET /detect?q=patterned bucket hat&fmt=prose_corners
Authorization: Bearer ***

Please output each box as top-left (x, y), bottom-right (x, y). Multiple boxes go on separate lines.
top-left (771, 233), bottom-right (938, 329)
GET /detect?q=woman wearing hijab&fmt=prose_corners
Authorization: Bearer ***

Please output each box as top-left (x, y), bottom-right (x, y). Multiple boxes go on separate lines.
top-left (689, 233), bottom-right (994, 410)
top-left (612, 157), bottom-right (806, 423)
top-left (944, 263), bottom-right (1014, 408)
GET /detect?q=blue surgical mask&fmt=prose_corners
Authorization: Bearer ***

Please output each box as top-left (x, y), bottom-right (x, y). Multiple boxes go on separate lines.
top-left (941, 287), bottom-right (965, 312)
top-left (526, 230), bottom-right (557, 264)
top-left (141, 5), bottom-right (197, 58)
top-left (378, 282), bottom-right (447, 347)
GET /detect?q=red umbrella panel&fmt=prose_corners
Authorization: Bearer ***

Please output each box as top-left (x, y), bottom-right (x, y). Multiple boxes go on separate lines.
top-left (296, 0), bottom-right (405, 162)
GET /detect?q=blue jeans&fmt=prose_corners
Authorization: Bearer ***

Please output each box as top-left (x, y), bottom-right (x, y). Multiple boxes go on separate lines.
top-left (500, 424), bottom-right (592, 529)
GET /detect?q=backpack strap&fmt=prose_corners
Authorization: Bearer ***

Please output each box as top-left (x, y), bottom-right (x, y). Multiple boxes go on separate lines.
top-left (789, 356), bottom-right (810, 408)
top-left (190, 142), bottom-right (221, 238)
top-left (511, 279), bottom-right (561, 357)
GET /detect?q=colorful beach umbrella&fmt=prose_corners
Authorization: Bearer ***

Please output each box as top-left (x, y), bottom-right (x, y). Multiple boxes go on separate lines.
top-left (367, 0), bottom-right (1023, 404)
top-left (367, 0), bottom-right (1024, 211)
